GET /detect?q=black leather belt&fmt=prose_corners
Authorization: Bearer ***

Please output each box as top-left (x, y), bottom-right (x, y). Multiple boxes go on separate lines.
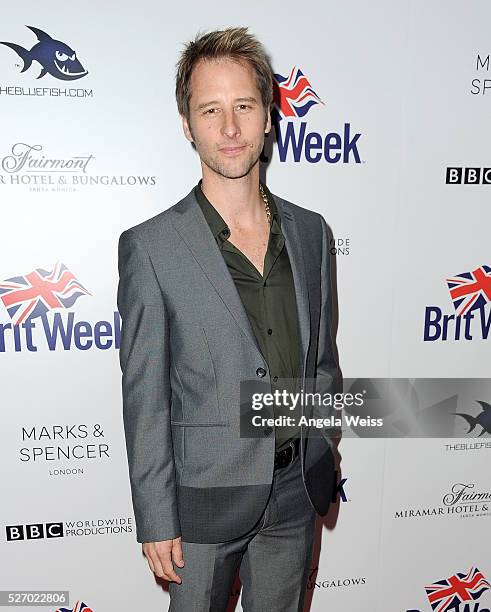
top-left (274, 437), bottom-right (300, 469)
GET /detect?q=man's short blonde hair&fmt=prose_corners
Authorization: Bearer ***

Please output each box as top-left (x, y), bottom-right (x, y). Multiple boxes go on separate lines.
top-left (175, 27), bottom-right (273, 122)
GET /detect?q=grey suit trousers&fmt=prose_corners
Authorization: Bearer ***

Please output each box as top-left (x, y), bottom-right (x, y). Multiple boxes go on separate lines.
top-left (168, 452), bottom-right (317, 612)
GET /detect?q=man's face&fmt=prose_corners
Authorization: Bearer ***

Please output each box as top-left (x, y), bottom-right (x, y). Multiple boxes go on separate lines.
top-left (181, 57), bottom-right (271, 180)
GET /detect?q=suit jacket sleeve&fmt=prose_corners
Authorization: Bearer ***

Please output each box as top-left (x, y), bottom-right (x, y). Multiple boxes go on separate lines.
top-left (117, 228), bottom-right (181, 543)
top-left (314, 213), bottom-right (343, 443)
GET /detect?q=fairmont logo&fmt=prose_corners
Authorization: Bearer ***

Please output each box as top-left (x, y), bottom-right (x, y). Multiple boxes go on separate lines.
top-left (443, 483), bottom-right (491, 507)
top-left (1, 143), bottom-right (94, 174)
top-left (0, 143), bottom-right (157, 189)
top-left (394, 482), bottom-right (491, 522)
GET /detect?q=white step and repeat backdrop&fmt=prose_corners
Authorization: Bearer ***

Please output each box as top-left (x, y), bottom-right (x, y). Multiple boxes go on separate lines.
top-left (1, 2), bottom-right (490, 611)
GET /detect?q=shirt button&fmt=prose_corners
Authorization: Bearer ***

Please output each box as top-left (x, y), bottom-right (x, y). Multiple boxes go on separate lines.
top-left (273, 375), bottom-right (278, 382)
top-left (264, 426), bottom-right (273, 436)
top-left (267, 328), bottom-right (272, 335)
top-left (222, 228), bottom-right (230, 237)
top-left (256, 367), bottom-right (267, 377)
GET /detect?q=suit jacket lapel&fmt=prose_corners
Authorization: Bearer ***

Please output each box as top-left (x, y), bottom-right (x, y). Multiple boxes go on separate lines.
top-left (276, 198), bottom-right (311, 382)
top-left (170, 188), bottom-right (311, 379)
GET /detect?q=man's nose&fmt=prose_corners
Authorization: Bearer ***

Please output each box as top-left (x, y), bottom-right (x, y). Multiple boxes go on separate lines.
top-left (221, 109), bottom-right (241, 139)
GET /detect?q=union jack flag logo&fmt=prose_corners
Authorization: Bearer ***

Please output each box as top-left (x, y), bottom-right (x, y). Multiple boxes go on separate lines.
top-left (446, 265), bottom-right (491, 316)
top-left (0, 262), bottom-right (91, 326)
top-left (425, 566), bottom-right (490, 611)
top-left (56, 601), bottom-right (93, 612)
top-left (273, 66), bottom-right (324, 120)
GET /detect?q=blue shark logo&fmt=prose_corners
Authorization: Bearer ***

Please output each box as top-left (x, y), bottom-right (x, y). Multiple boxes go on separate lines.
top-left (0, 25), bottom-right (88, 80)
top-left (454, 400), bottom-right (491, 436)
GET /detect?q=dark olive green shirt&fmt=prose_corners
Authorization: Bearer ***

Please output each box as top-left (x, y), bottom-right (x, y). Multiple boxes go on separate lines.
top-left (194, 179), bottom-right (302, 452)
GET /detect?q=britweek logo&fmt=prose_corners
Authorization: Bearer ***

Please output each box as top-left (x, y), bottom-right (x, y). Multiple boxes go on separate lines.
top-left (0, 26), bottom-right (92, 99)
top-left (56, 601), bottom-right (93, 612)
top-left (423, 265), bottom-right (491, 341)
top-left (406, 566), bottom-right (490, 612)
top-left (266, 65), bottom-right (363, 164)
top-left (0, 263), bottom-right (120, 352)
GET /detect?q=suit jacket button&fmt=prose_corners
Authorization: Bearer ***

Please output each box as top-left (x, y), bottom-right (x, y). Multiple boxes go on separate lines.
top-left (264, 426), bottom-right (273, 436)
top-left (256, 367), bottom-right (266, 377)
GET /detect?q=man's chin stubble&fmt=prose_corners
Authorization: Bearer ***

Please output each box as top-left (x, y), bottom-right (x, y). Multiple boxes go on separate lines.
top-left (202, 151), bottom-right (261, 180)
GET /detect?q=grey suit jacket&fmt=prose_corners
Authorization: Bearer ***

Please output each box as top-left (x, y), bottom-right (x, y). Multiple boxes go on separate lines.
top-left (117, 185), bottom-right (342, 544)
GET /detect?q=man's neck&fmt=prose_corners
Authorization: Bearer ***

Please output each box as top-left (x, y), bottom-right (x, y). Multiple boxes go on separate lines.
top-left (200, 165), bottom-right (266, 231)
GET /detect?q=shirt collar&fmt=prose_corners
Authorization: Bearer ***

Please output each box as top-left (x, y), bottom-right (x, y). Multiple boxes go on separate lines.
top-left (194, 179), bottom-right (282, 245)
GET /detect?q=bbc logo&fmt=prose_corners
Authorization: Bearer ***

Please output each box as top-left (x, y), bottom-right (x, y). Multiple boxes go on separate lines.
top-left (5, 523), bottom-right (63, 541)
top-left (446, 167), bottom-right (491, 184)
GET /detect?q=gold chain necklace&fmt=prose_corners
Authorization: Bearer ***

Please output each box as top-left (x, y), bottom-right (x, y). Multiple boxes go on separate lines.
top-left (259, 183), bottom-right (272, 226)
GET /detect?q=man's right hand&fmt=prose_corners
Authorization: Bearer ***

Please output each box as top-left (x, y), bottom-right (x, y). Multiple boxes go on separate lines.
top-left (142, 537), bottom-right (185, 583)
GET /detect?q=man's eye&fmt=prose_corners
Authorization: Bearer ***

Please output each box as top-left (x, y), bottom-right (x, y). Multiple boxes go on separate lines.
top-left (237, 104), bottom-right (251, 110)
top-left (204, 108), bottom-right (218, 115)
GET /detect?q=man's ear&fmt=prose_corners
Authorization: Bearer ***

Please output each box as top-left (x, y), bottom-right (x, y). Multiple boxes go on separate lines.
top-left (181, 114), bottom-right (194, 143)
top-left (264, 104), bottom-right (272, 135)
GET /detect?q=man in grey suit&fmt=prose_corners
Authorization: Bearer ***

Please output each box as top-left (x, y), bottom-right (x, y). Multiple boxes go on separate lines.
top-left (117, 26), bottom-right (341, 612)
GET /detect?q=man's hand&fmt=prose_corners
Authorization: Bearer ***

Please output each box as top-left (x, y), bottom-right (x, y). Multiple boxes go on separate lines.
top-left (142, 537), bottom-right (185, 583)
